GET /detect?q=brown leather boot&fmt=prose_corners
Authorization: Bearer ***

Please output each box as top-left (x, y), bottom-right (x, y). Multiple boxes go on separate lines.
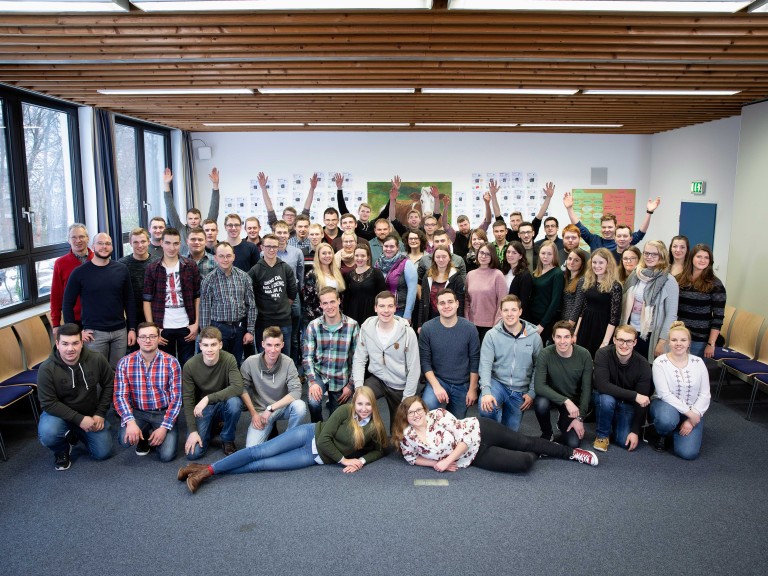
top-left (177, 462), bottom-right (208, 481)
top-left (186, 467), bottom-right (212, 494)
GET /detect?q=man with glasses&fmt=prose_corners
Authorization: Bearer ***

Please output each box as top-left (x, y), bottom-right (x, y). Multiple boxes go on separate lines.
top-left (592, 325), bottom-right (652, 453)
top-left (489, 180), bottom-right (555, 243)
top-left (248, 233), bottom-right (298, 356)
top-left (51, 223), bottom-right (93, 337)
top-left (517, 222), bottom-right (538, 272)
top-left (114, 322), bottom-right (182, 461)
top-left (63, 232), bottom-right (136, 369)
top-left (534, 216), bottom-right (564, 261)
top-left (563, 191), bottom-right (661, 251)
top-left (224, 213), bottom-right (260, 272)
top-left (199, 242), bottom-right (256, 367)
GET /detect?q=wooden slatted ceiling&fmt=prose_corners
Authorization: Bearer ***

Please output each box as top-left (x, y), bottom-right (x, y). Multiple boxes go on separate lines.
top-left (1, 10), bottom-right (767, 134)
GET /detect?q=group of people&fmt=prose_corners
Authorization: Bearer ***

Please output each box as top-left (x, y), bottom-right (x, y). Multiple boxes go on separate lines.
top-left (39, 169), bottom-right (723, 490)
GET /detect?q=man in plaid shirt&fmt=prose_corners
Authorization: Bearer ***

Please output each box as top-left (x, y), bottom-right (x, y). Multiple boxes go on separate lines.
top-left (302, 287), bottom-right (359, 422)
top-left (114, 322), bottom-right (182, 462)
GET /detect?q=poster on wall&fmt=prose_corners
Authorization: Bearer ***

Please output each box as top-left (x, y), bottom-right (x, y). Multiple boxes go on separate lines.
top-left (367, 181), bottom-right (453, 226)
top-left (571, 188), bottom-right (636, 232)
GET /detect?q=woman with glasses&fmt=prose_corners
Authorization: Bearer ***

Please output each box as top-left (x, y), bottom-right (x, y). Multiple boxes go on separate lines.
top-left (391, 397), bottom-right (598, 473)
top-left (622, 240), bottom-right (679, 361)
top-left (404, 229), bottom-right (427, 267)
top-left (501, 241), bottom-right (533, 318)
top-left (529, 240), bottom-right (564, 345)
top-left (464, 228), bottom-right (488, 274)
top-left (650, 321), bottom-right (710, 459)
top-left (333, 231), bottom-right (358, 275)
top-left (302, 243), bottom-right (346, 324)
top-left (178, 386), bottom-right (388, 493)
top-left (674, 244), bottom-right (726, 358)
top-left (464, 241), bottom-right (507, 343)
top-left (618, 246), bottom-right (641, 284)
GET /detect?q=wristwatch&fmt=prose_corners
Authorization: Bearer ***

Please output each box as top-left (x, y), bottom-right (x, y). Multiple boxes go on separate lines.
top-left (266, 405), bottom-right (273, 412)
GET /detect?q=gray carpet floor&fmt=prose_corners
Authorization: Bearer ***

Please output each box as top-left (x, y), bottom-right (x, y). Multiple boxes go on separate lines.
top-left (1, 378), bottom-right (767, 576)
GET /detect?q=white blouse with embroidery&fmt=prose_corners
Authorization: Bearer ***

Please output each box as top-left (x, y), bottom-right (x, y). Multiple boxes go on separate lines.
top-left (399, 409), bottom-right (481, 468)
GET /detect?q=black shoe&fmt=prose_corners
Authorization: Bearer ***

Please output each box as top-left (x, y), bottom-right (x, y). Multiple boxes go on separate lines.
top-left (654, 435), bottom-right (667, 453)
top-left (135, 438), bottom-right (151, 456)
top-left (222, 441), bottom-right (237, 456)
top-left (55, 445), bottom-right (72, 471)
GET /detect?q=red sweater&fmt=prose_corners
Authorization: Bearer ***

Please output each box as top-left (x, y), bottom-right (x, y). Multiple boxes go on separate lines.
top-left (50, 249), bottom-right (94, 327)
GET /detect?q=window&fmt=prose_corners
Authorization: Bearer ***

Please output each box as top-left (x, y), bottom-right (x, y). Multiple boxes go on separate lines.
top-left (0, 88), bottom-right (83, 316)
top-left (114, 117), bottom-right (171, 256)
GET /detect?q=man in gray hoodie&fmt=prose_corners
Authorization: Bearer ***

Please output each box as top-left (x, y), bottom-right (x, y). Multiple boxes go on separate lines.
top-left (478, 295), bottom-right (543, 432)
top-left (352, 290), bottom-right (420, 431)
top-left (37, 323), bottom-right (114, 471)
top-left (240, 326), bottom-right (308, 447)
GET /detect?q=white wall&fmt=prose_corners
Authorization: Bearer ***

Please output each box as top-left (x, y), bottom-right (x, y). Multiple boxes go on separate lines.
top-left (190, 130), bottom-right (653, 241)
top-left (727, 100), bottom-right (768, 314)
top-left (649, 115), bottom-right (741, 281)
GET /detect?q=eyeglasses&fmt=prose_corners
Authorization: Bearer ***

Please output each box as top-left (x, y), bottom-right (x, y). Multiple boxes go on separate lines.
top-left (225, 223), bottom-right (241, 228)
top-left (407, 407), bottom-right (425, 417)
top-left (262, 245), bottom-right (279, 250)
top-left (622, 255), bottom-right (639, 262)
top-left (643, 252), bottom-right (659, 259)
top-left (137, 334), bottom-right (159, 341)
top-left (615, 338), bottom-right (636, 346)
top-left (477, 251), bottom-right (491, 257)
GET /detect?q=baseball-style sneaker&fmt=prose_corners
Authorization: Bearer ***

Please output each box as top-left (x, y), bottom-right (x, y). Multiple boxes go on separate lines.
top-left (570, 448), bottom-right (599, 466)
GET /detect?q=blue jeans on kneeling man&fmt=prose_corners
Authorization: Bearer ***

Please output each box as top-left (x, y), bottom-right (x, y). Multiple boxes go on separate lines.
top-left (477, 379), bottom-right (529, 432)
top-left (423, 377), bottom-right (472, 419)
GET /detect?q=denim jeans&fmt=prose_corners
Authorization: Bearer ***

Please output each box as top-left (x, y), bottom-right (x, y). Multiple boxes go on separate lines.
top-left (117, 408), bottom-right (178, 462)
top-left (255, 323), bottom-right (292, 359)
top-left (160, 326), bottom-right (195, 366)
top-left (245, 400), bottom-right (309, 447)
top-left (533, 396), bottom-right (582, 448)
top-left (86, 328), bottom-right (127, 369)
top-left (38, 411), bottom-right (112, 460)
top-left (477, 379), bottom-right (528, 431)
top-left (423, 377), bottom-right (471, 419)
top-left (650, 399), bottom-right (704, 460)
top-left (186, 396), bottom-right (243, 460)
top-left (307, 381), bottom-right (350, 423)
top-left (689, 341), bottom-right (707, 359)
top-left (211, 320), bottom-right (246, 367)
top-left (212, 422), bottom-right (318, 475)
top-left (594, 392), bottom-right (636, 448)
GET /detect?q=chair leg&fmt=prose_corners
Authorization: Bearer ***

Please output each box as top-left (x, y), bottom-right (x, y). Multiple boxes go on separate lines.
top-left (0, 430), bottom-right (7, 462)
top-left (715, 366), bottom-right (728, 401)
top-left (746, 379), bottom-right (760, 421)
top-left (29, 395), bottom-right (39, 422)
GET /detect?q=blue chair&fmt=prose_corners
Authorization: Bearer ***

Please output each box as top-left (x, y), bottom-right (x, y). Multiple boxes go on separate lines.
top-left (720, 330), bottom-right (768, 419)
top-left (0, 326), bottom-right (40, 461)
top-left (713, 311), bottom-right (764, 399)
top-left (0, 384), bottom-right (39, 461)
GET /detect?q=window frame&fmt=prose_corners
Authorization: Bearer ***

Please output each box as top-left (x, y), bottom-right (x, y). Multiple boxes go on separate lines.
top-left (0, 86), bottom-right (84, 317)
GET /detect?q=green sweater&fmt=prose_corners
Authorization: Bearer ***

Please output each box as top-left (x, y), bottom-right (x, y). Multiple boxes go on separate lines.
top-left (182, 351), bottom-right (244, 434)
top-left (534, 344), bottom-right (592, 416)
top-left (315, 404), bottom-right (384, 465)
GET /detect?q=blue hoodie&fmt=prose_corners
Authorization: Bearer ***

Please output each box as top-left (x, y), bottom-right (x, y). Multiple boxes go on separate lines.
top-left (479, 319), bottom-right (543, 398)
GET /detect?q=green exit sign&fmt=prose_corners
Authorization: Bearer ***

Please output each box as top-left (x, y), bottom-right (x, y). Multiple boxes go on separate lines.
top-left (691, 181), bottom-right (706, 195)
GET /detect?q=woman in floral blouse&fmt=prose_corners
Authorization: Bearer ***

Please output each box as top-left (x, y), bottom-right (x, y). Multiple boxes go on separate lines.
top-left (391, 397), bottom-right (598, 473)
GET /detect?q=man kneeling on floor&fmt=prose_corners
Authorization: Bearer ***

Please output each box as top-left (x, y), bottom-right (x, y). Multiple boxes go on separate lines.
top-left (183, 326), bottom-right (243, 460)
top-left (37, 323), bottom-right (114, 470)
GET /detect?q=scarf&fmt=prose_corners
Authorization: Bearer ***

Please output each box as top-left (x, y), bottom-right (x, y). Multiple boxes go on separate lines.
top-left (625, 267), bottom-right (668, 339)
top-left (376, 252), bottom-right (405, 276)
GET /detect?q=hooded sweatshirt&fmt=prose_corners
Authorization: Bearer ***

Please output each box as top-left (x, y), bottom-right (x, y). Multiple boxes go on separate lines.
top-left (37, 345), bottom-right (114, 426)
top-left (479, 319), bottom-right (543, 398)
top-left (352, 316), bottom-right (420, 397)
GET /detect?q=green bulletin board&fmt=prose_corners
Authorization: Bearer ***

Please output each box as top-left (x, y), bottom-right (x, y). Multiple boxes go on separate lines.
top-left (572, 189), bottom-right (636, 232)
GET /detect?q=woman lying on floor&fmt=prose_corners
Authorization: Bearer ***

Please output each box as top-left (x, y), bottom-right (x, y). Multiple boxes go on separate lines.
top-left (391, 397), bottom-right (598, 473)
top-left (178, 386), bottom-right (388, 493)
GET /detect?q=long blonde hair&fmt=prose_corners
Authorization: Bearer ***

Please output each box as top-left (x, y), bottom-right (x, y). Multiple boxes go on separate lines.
top-left (348, 386), bottom-right (388, 450)
top-left (582, 248), bottom-right (620, 292)
top-left (313, 243), bottom-right (346, 292)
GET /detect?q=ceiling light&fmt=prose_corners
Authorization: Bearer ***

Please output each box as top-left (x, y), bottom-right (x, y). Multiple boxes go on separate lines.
top-left (447, 1), bottom-right (751, 13)
top-left (415, 123), bottom-right (519, 127)
top-left (203, 122), bottom-right (304, 126)
top-left (583, 89), bottom-right (740, 96)
top-left (98, 88), bottom-right (254, 95)
top-left (422, 88), bottom-right (578, 95)
top-left (132, 1), bottom-right (433, 11)
top-left (520, 123), bottom-right (624, 127)
top-left (308, 123), bottom-right (411, 127)
top-left (258, 88), bottom-right (415, 94)
top-left (0, 0), bottom-right (128, 11)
